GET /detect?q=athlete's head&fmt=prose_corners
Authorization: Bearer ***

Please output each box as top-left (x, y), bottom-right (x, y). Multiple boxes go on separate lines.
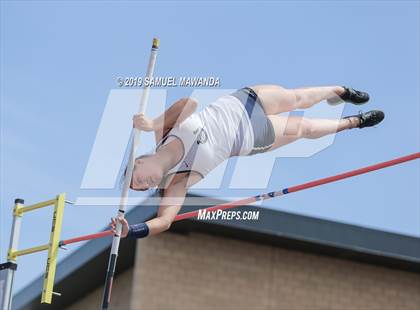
top-left (129, 155), bottom-right (164, 191)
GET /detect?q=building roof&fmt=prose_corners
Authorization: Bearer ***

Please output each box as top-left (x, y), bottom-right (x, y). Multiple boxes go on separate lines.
top-left (13, 194), bottom-right (420, 309)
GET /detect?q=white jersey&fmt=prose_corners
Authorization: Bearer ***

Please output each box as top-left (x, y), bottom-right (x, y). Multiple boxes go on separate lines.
top-left (156, 95), bottom-right (254, 179)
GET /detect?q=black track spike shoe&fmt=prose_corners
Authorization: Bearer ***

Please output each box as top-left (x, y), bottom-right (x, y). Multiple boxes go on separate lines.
top-left (328, 87), bottom-right (370, 105)
top-left (344, 110), bottom-right (385, 129)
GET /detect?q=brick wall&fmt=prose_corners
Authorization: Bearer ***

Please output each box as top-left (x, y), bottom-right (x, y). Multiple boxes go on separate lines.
top-left (130, 231), bottom-right (420, 310)
top-left (67, 268), bottom-right (132, 310)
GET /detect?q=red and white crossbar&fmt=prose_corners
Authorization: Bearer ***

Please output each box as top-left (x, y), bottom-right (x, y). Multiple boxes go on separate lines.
top-left (60, 152), bottom-right (419, 245)
top-left (174, 152), bottom-right (420, 221)
top-left (59, 230), bottom-right (114, 246)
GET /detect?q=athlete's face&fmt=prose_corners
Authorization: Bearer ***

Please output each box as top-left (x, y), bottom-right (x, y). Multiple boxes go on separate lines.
top-left (131, 157), bottom-right (163, 191)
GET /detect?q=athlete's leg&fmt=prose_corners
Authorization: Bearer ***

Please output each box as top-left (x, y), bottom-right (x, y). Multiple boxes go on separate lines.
top-left (251, 84), bottom-right (345, 115)
top-left (267, 114), bottom-right (357, 150)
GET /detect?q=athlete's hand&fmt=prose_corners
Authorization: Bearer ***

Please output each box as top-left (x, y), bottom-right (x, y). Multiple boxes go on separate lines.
top-left (110, 217), bottom-right (130, 238)
top-left (133, 114), bottom-right (155, 131)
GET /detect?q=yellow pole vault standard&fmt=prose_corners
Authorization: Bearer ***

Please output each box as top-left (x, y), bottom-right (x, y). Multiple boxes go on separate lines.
top-left (3, 194), bottom-right (67, 310)
top-left (41, 193), bottom-right (65, 303)
top-left (101, 38), bottom-right (160, 310)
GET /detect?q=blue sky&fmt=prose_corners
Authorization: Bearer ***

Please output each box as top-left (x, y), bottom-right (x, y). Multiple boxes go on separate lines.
top-left (1, 1), bottom-right (419, 293)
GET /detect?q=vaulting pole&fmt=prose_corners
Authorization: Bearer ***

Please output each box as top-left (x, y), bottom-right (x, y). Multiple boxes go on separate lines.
top-left (101, 38), bottom-right (159, 310)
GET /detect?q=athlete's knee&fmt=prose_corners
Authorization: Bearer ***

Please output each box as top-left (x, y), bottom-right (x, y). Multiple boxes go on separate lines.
top-left (290, 89), bottom-right (305, 109)
top-left (300, 118), bottom-right (316, 138)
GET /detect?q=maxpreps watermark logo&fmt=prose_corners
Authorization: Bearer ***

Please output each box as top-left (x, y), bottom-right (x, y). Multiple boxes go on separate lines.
top-left (197, 209), bottom-right (260, 221)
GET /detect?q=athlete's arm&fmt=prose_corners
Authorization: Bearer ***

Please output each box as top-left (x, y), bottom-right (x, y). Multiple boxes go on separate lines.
top-left (145, 173), bottom-right (203, 235)
top-left (110, 179), bottom-right (187, 238)
top-left (111, 174), bottom-right (202, 238)
top-left (133, 97), bottom-right (198, 143)
top-left (109, 182), bottom-right (186, 238)
top-left (145, 181), bottom-right (187, 235)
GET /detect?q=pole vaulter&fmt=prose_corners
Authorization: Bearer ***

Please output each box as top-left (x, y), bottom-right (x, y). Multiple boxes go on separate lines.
top-left (2, 39), bottom-right (418, 310)
top-left (101, 38), bottom-right (159, 309)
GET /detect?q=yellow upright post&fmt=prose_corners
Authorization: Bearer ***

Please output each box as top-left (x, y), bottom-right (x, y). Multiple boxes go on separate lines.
top-left (3, 193), bottom-right (68, 309)
top-left (41, 193), bottom-right (66, 303)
